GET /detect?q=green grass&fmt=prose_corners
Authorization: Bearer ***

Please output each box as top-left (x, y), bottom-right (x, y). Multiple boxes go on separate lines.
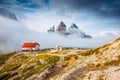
top-left (96, 63), bottom-right (101, 68)
top-left (87, 63), bottom-right (95, 67)
top-left (100, 43), bottom-right (110, 48)
top-left (23, 64), bottom-right (49, 79)
top-left (51, 50), bottom-right (70, 54)
top-left (48, 56), bottom-right (60, 64)
top-left (21, 54), bottom-right (60, 79)
top-left (0, 62), bottom-right (21, 73)
top-left (0, 53), bottom-right (15, 66)
top-left (60, 50), bottom-right (71, 54)
top-left (103, 59), bottom-right (120, 67)
top-left (0, 72), bottom-right (18, 80)
top-left (64, 54), bottom-right (78, 61)
top-left (13, 54), bottom-right (28, 62)
top-left (0, 53), bottom-right (60, 79)
top-left (78, 50), bottom-right (94, 56)
top-left (0, 73), bottom-right (12, 80)
top-left (78, 47), bottom-right (101, 56)
top-left (13, 54), bottom-right (34, 64)
top-left (86, 59), bottom-right (120, 71)
top-left (78, 43), bottom-right (111, 56)
top-left (22, 65), bottom-right (35, 73)
top-left (37, 54), bottom-right (60, 64)
top-left (51, 52), bottom-right (60, 54)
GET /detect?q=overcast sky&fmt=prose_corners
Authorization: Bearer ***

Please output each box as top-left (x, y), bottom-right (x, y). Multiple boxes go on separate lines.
top-left (0, 0), bottom-right (120, 52)
top-left (0, 0), bottom-right (120, 32)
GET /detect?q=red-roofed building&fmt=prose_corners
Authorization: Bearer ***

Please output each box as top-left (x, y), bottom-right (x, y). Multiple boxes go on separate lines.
top-left (22, 42), bottom-right (40, 51)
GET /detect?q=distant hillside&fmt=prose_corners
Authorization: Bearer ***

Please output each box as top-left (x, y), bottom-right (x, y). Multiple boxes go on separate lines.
top-left (0, 37), bottom-right (120, 80)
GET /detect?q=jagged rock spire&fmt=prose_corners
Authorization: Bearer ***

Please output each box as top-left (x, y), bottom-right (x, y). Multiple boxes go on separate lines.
top-left (57, 21), bottom-right (66, 32)
top-left (70, 23), bottom-right (78, 29)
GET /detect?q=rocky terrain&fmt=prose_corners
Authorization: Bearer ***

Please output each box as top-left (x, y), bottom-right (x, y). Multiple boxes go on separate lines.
top-left (0, 37), bottom-right (120, 80)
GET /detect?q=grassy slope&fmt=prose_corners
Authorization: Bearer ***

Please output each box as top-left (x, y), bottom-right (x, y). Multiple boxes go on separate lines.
top-left (0, 37), bottom-right (120, 80)
top-left (52, 37), bottom-right (120, 80)
top-left (0, 51), bottom-right (60, 80)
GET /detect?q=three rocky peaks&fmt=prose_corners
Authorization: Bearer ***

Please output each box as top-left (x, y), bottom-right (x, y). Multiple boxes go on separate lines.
top-left (47, 21), bottom-right (92, 38)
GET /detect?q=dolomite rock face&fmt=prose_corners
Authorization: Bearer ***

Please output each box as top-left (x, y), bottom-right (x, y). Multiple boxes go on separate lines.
top-left (47, 21), bottom-right (92, 38)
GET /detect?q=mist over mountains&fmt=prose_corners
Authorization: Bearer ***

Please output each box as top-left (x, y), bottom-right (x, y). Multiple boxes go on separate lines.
top-left (0, 7), bottom-right (119, 53)
top-left (47, 21), bottom-right (92, 38)
top-left (0, 1), bottom-right (120, 80)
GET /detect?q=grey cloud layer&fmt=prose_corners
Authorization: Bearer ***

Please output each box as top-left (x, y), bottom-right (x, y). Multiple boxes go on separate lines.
top-left (0, 0), bottom-right (120, 18)
top-left (50, 0), bottom-right (120, 18)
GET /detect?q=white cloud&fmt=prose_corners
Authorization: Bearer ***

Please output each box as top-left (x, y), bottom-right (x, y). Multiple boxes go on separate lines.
top-left (21, 9), bottom-right (120, 35)
top-left (0, 16), bottom-right (32, 53)
top-left (21, 10), bottom-right (74, 33)
top-left (0, 9), bottom-right (120, 53)
top-left (93, 30), bottom-right (120, 37)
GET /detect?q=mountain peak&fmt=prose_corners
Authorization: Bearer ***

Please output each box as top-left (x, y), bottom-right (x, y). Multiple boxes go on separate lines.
top-left (47, 21), bottom-right (92, 38)
top-left (70, 23), bottom-right (78, 29)
top-left (47, 26), bottom-right (55, 32)
top-left (57, 21), bottom-right (66, 32)
top-left (59, 21), bottom-right (66, 28)
top-left (60, 21), bottom-right (64, 24)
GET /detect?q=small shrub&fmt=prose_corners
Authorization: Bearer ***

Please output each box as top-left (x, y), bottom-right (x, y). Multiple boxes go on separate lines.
top-left (0, 73), bottom-right (12, 80)
top-left (22, 65), bottom-right (34, 73)
top-left (78, 48), bottom-right (100, 56)
top-left (101, 43), bottom-right (110, 48)
top-left (23, 64), bottom-right (49, 79)
top-left (87, 63), bottom-right (95, 67)
top-left (12, 72), bottom-right (18, 77)
top-left (48, 56), bottom-right (60, 64)
top-left (96, 63), bottom-right (101, 67)
top-left (103, 59), bottom-right (120, 67)
top-left (64, 54), bottom-right (78, 61)
top-left (36, 60), bottom-right (42, 65)
top-left (78, 50), bottom-right (94, 56)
